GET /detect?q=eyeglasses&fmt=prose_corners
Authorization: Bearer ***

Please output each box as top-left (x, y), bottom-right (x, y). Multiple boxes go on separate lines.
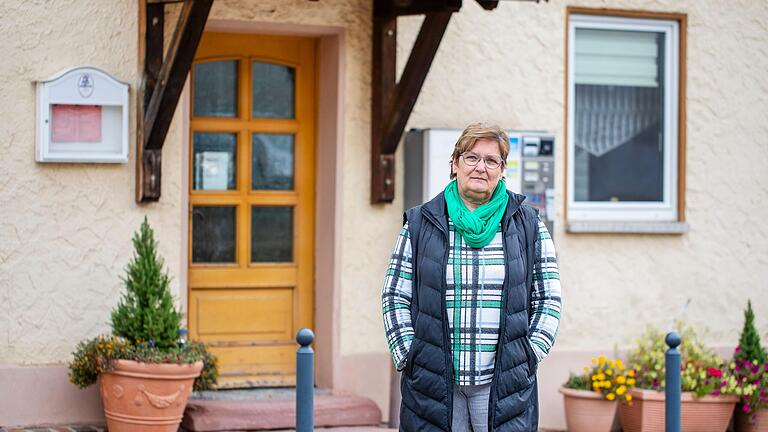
top-left (460, 152), bottom-right (503, 169)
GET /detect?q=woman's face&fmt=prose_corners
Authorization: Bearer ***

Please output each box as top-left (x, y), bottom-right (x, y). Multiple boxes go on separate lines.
top-left (452, 138), bottom-right (504, 207)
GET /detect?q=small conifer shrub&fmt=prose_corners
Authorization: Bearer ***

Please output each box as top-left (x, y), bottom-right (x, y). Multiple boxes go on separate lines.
top-left (69, 218), bottom-right (218, 390)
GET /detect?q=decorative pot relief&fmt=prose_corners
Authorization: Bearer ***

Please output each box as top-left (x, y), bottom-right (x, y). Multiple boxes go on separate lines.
top-left (112, 384), bottom-right (124, 399)
top-left (137, 384), bottom-right (184, 409)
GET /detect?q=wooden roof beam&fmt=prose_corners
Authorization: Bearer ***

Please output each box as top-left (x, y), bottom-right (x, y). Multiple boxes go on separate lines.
top-left (375, 0), bottom-right (461, 17)
top-left (475, 0), bottom-right (499, 10)
top-left (371, 3), bottom-right (454, 203)
top-left (137, 0), bottom-right (213, 202)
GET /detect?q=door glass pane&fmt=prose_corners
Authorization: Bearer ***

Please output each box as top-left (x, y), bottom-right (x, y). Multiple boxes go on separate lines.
top-left (193, 133), bottom-right (237, 190)
top-left (573, 29), bottom-right (665, 202)
top-left (252, 61), bottom-right (295, 119)
top-left (192, 206), bottom-right (236, 263)
top-left (194, 60), bottom-right (237, 117)
top-left (251, 206), bottom-right (293, 263)
top-left (252, 134), bottom-right (294, 190)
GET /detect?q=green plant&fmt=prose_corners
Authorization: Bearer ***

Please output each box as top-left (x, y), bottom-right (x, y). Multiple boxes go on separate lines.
top-left (731, 300), bottom-right (768, 414)
top-left (563, 355), bottom-right (636, 402)
top-left (734, 300), bottom-right (767, 365)
top-left (627, 323), bottom-right (737, 397)
top-left (68, 218), bottom-right (218, 390)
top-left (111, 217), bottom-right (181, 348)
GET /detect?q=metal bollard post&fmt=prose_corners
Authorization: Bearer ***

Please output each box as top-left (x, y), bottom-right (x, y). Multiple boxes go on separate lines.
top-left (296, 328), bottom-right (315, 432)
top-left (665, 331), bottom-right (682, 432)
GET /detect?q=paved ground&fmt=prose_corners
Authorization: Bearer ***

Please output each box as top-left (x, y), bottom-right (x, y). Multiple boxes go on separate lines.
top-left (0, 426), bottom-right (560, 431)
top-left (0, 427), bottom-right (394, 432)
top-left (0, 427), bottom-right (105, 432)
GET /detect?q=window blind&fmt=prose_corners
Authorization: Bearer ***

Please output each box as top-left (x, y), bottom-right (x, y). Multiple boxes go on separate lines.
top-left (575, 29), bottom-right (659, 87)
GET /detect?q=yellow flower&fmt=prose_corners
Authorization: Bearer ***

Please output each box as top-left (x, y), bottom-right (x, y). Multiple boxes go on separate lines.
top-left (625, 394), bottom-right (633, 402)
top-left (627, 378), bottom-right (636, 386)
top-left (592, 358), bottom-right (598, 364)
top-left (592, 375), bottom-right (598, 381)
top-left (628, 370), bottom-right (636, 377)
top-left (583, 367), bottom-right (590, 372)
top-left (606, 393), bottom-right (616, 401)
top-left (599, 356), bottom-right (606, 366)
top-left (597, 372), bottom-right (606, 380)
top-left (606, 369), bottom-right (613, 376)
top-left (616, 360), bottom-right (625, 370)
top-left (616, 385), bottom-right (627, 396)
top-left (616, 376), bottom-right (626, 384)
top-left (604, 380), bottom-right (612, 388)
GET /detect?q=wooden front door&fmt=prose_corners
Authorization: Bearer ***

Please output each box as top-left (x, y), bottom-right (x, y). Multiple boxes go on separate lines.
top-left (188, 32), bottom-right (315, 388)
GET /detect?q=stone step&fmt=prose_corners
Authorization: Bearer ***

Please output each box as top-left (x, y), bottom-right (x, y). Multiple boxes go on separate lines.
top-left (182, 394), bottom-right (383, 432)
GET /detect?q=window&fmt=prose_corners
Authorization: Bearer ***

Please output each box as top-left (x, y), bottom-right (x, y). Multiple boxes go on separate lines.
top-left (566, 11), bottom-right (686, 229)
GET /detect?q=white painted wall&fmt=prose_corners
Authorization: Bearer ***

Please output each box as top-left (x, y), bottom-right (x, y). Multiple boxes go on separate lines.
top-left (395, 0), bottom-right (768, 353)
top-left (1, 0), bottom-right (767, 428)
top-left (0, 1), bottom-right (188, 364)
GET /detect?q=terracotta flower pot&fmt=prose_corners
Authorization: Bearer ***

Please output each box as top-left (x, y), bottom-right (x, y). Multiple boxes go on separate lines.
top-left (99, 359), bottom-right (203, 432)
top-left (736, 408), bottom-right (768, 432)
top-left (619, 388), bottom-right (738, 432)
top-left (559, 387), bottom-right (618, 432)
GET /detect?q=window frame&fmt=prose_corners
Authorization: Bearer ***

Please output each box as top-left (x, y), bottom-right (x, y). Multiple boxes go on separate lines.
top-left (565, 9), bottom-right (687, 225)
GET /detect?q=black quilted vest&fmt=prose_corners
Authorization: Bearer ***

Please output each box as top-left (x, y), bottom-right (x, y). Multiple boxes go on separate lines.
top-left (399, 191), bottom-right (540, 432)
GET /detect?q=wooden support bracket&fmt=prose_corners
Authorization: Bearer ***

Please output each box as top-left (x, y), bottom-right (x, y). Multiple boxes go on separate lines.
top-left (136, 0), bottom-right (213, 202)
top-left (374, 0), bottom-right (460, 16)
top-left (371, 1), bottom-right (454, 203)
top-left (475, 0), bottom-right (500, 10)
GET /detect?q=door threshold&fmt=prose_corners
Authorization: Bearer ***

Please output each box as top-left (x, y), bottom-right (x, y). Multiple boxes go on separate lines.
top-left (191, 386), bottom-right (332, 401)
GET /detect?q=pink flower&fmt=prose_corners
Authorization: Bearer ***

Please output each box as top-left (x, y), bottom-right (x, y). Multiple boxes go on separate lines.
top-left (735, 347), bottom-right (741, 353)
top-left (708, 368), bottom-right (723, 378)
top-left (743, 404), bottom-right (751, 413)
top-left (711, 390), bottom-right (721, 396)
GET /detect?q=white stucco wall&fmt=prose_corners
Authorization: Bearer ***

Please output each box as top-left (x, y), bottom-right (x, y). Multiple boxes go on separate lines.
top-left (1, 0), bottom-right (766, 424)
top-left (0, 1), bottom-right (188, 364)
top-left (393, 0), bottom-right (768, 354)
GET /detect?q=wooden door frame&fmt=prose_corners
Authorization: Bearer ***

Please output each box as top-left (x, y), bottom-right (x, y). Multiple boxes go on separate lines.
top-left (179, 21), bottom-right (345, 390)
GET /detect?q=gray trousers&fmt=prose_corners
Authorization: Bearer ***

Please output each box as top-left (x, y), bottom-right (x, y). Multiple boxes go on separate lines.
top-left (452, 383), bottom-right (492, 432)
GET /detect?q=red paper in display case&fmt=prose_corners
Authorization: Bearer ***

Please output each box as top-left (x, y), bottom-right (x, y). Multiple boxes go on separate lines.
top-left (51, 104), bottom-right (102, 143)
top-left (37, 67), bottom-right (129, 162)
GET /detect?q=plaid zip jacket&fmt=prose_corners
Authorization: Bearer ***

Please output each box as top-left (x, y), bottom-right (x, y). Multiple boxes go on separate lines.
top-left (382, 216), bottom-right (562, 386)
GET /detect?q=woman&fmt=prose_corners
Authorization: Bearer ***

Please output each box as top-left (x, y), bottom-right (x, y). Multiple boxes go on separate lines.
top-left (382, 123), bottom-right (562, 431)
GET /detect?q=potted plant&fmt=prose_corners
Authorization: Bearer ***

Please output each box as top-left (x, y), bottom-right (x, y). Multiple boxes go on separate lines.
top-left (619, 324), bottom-right (739, 432)
top-left (559, 355), bottom-right (636, 432)
top-left (69, 218), bottom-right (218, 431)
top-left (732, 300), bottom-right (768, 432)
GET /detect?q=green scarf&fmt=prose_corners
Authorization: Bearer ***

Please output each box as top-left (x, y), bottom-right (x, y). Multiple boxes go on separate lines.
top-left (444, 179), bottom-right (509, 249)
